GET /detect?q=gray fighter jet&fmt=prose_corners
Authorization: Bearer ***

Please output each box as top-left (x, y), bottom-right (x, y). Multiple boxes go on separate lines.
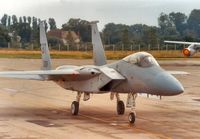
top-left (0, 21), bottom-right (185, 124)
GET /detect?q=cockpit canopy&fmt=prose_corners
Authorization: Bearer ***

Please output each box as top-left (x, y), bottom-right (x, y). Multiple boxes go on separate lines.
top-left (123, 52), bottom-right (159, 67)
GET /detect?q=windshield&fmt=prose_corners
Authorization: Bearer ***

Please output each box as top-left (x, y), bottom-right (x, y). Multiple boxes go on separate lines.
top-left (123, 52), bottom-right (159, 67)
top-left (138, 56), bottom-right (159, 67)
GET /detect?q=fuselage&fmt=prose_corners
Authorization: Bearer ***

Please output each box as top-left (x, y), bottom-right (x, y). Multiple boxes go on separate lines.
top-left (108, 60), bottom-right (183, 96)
top-left (55, 52), bottom-right (184, 96)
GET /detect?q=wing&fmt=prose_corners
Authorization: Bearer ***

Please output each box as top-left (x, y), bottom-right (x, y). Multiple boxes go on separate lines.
top-left (164, 40), bottom-right (200, 45)
top-left (0, 69), bottom-right (101, 81)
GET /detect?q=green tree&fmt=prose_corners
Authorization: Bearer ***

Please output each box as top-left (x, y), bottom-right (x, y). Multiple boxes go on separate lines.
top-left (188, 9), bottom-right (200, 37)
top-left (23, 16), bottom-right (27, 23)
top-left (169, 12), bottom-right (187, 35)
top-left (32, 17), bottom-right (39, 44)
top-left (1, 14), bottom-right (8, 26)
top-left (12, 15), bottom-right (18, 24)
top-left (32, 17), bottom-right (37, 30)
top-left (16, 23), bottom-right (31, 43)
top-left (0, 25), bottom-right (10, 47)
top-left (48, 18), bottom-right (57, 30)
top-left (103, 23), bottom-right (128, 44)
top-left (27, 16), bottom-right (31, 26)
top-left (7, 16), bottom-right (11, 30)
top-left (158, 13), bottom-right (172, 35)
top-left (144, 27), bottom-right (158, 48)
top-left (19, 17), bottom-right (23, 23)
top-left (122, 28), bottom-right (130, 48)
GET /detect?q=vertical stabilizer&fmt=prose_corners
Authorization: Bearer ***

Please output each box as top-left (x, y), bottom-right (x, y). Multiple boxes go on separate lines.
top-left (40, 21), bottom-right (52, 70)
top-left (91, 21), bottom-right (107, 66)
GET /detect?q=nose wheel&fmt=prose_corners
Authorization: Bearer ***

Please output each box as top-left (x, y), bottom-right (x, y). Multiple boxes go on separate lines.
top-left (128, 112), bottom-right (136, 124)
top-left (127, 93), bottom-right (137, 124)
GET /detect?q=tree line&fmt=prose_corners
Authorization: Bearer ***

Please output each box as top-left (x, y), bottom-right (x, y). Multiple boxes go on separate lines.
top-left (1, 9), bottom-right (200, 50)
top-left (102, 9), bottom-right (200, 50)
top-left (0, 14), bottom-right (57, 48)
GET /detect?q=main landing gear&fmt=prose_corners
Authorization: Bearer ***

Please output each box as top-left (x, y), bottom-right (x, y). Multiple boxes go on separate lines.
top-left (110, 93), bottom-right (125, 115)
top-left (115, 93), bottom-right (125, 115)
top-left (71, 101), bottom-right (79, 115)
top-left (71, 92), bottom-right (90, 115)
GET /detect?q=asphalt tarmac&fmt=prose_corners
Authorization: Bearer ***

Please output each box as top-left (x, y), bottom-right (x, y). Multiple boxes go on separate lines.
top-left (0, 59), bottom-right (199, 139)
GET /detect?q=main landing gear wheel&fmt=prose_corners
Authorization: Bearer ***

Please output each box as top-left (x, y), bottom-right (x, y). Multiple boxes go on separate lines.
top-left (117, 100), bottom-right (125, 115)
top-left (128, 112), bottom-right (136, 124)
top-left (71, 101), bottom-right (79, 115)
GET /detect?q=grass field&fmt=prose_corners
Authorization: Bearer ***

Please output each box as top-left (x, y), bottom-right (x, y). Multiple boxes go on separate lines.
top-left (0, 49), bottom-right (199, 60)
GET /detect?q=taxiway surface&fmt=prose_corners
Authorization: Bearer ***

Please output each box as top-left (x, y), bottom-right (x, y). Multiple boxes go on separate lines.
top-left (0, 59), bottom-right (199, 139)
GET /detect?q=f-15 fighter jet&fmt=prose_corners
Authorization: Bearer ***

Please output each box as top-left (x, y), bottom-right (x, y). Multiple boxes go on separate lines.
top-left (0, 21), bottom-right (185, 124)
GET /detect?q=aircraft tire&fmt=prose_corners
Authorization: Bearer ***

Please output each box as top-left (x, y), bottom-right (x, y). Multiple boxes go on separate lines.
top-left (71, 101), bottom-right (79, 115)
top-left (117, 100), bottom-right (125, 115)
top-left (128, 112), bottom-right (136, 124)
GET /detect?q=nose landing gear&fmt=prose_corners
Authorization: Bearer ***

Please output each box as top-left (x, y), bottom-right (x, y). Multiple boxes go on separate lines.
top-left (127, 93), bottom-right (137, 124)
top-left (128, 112), bottom-right (136, 124)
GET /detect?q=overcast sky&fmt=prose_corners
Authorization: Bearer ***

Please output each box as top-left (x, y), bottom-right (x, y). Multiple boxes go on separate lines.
top-left (0, 0), bottom-right (200, 30)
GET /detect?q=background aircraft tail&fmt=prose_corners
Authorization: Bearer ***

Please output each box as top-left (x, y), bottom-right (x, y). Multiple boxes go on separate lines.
top-left (91, 21), bottom-right (107, 66)
top-left (40, 21), bottom-right (52, 70)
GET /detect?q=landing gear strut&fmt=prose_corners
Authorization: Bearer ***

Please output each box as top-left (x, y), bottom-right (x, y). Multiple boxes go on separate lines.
top-left (71, 92), bottom-right (81, 115)
top-left (126, 93), bottom-right (137, 124)
top-left (71, 92), bottom-right (90, 115)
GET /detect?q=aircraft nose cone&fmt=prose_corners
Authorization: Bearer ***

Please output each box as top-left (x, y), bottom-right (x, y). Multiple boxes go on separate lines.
top-left (153, 73), bottom-right (184, 96)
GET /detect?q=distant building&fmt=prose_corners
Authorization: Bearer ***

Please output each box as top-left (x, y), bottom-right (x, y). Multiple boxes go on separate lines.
top-left (47, 29), bottom-right (80, 45)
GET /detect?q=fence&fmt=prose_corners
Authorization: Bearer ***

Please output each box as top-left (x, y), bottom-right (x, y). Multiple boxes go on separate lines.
top-left (3, 42), bottom-right (185, 52)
